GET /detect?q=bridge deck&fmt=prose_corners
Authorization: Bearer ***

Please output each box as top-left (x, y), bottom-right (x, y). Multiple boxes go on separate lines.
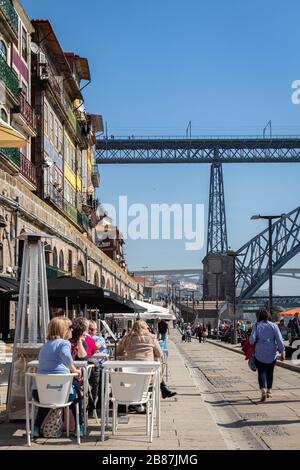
top-left (96, 136), bottom-right (300, 164)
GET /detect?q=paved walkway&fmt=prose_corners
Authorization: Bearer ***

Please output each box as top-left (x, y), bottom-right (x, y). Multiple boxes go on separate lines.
top-left (177, 336), bottom-right (300, 450)
top-left (1, 331), bottom-right (300, 450)
top-left (0, 330), bottom-right (227, 450)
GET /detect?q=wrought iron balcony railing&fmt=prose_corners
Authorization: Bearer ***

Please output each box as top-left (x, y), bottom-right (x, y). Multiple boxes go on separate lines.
top-left (0, 54), bottom-right (20, 101)
top-left (0, 148), bottom-right (36, 185)
top-left (0, 0), bottom-right (18, 34)
top-left (19, 94), bottom-right (36, 131)
top-left (0, 147), bottom-right (20, 166)
top-left (19, 152), bottom-right (36, 186)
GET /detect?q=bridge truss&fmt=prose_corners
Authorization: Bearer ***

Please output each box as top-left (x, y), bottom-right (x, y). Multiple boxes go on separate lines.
top-left (96, 136), bottom-right (300, 164)
top-left (236, 206), bottom-right (300, 299)
top-left (96, 136), bottom-right (300, 300)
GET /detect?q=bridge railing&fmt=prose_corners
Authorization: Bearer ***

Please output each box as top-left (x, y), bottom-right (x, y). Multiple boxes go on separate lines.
top-left (97, 134), bottom-right (300, 141)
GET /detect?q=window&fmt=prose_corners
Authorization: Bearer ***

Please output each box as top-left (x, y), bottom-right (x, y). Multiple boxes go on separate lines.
top-left (58, 125), bottom-right (63, 153)
top-left (1, 108), bottom-right (8, 122)
top-left (0, 243), bottom-right (3, 272)
top-left (52, 247), bottom-right (58, 267)
top-left (21, 82), bottom-right (28, 99)
top-left (44, 103), bottom-right (49, 136)
top-left (68, 250), bottom-right (73, 274)
top-left (55, 119), bottom-right (59, 150)
top-left (49, 112), bottom-right (54, 143)
top-left (0, 40), bottom-right (7, 60)
top-left (21, 27), bottom-right (27, 61)
top-left (59, 250), bottom-right (64, 270)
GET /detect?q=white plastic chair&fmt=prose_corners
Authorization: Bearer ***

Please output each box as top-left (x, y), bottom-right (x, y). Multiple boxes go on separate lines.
top-left (109, 370), bottom-right (156, 442)
top-left (25, 372), bottom-right (81, 446)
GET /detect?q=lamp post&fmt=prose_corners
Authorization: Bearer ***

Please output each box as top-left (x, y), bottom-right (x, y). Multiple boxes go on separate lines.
top-left (251, 214), bottom-right (286, 315)
top-left (226, 250), bottom-right (245, 344)
top-left (141, 266), bottom-right (148, 299)
top-left (208, 272), bottom-right (222, 339)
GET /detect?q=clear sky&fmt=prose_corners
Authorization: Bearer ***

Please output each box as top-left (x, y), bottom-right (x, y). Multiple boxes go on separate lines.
top-left (22, 0), bottom-right (300, 294)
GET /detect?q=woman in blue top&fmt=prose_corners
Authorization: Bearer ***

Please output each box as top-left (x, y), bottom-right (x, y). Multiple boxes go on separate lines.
top-left (33, 316), bottom-right (82, 436)
top-left (250, 309), bottom-right (285, 402)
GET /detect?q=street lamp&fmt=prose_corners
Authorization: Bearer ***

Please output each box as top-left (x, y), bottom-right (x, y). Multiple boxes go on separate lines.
top-left (208, 272), bottom-right (223, 339)
top-left (251, 214), bottom-right (286, 315)
top-left (141, 266), bottom-right (148, 298)
top-left (226, 250), bottom-right (245, 345)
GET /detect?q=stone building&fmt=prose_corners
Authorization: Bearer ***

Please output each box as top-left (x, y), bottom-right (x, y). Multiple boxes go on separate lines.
top-left (0, 1), bottom-right (141, 339)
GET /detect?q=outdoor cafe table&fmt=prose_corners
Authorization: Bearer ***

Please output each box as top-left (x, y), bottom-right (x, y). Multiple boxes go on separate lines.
top-left (100, 360), bottom-right (161, 442)
top-left (27, 360), bottom-right (91, 434)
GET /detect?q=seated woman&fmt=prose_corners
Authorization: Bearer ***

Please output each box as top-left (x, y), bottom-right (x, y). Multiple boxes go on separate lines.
top-left (32, 316), bottom-right (83, 437)
top-left (70, 317), bottom-right (100, 416)
top-left (116, 320), bottom-right (176, 405)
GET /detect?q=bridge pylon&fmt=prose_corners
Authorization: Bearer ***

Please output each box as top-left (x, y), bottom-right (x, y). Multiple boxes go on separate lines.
top-left (203, 161), bottom-right (232, 302)
top-left (207, 161), bottom-right (228, 254)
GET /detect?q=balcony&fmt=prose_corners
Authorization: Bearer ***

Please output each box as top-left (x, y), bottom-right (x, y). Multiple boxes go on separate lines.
top-left (0, 0), bottom-right (18, 41)
top-left (19, 153), bottom-right (36, 186)
top-left (0, 54), bottom-right (20, 103)
top-left (77, 211), bottom-right (89, 232)
top-left (45, 184), bottom-right (92, 230)
top-left (13, 94), bottom-right (37, 135)
top-left (0, 148), bottom-right (37, 186)
top-left (91, 165), bottom-right (100, 187)
top-left (0, 147), bottom-right (20, 166)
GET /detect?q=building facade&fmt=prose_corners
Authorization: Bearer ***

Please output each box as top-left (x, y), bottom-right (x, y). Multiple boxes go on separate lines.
top-left (0, 1), bottom-right (141, 339)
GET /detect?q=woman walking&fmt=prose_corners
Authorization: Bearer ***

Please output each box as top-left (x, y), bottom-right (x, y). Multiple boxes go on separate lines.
top-left (250, 309), bottom-right (285, 402)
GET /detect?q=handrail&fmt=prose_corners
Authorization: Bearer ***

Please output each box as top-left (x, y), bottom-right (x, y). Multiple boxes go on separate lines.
top-left (98, 134), bottom-right (300, 141)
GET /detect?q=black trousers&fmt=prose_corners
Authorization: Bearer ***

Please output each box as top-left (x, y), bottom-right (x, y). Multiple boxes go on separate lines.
top-left (255, 358), bottom-right (276, 390)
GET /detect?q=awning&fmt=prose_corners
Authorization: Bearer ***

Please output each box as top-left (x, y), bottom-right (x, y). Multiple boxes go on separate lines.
top-left (47, 276), bottom-right (135, 312)
top-left (0, 120), bottom-right (28, 147)
top-left (132, 300), bottom-right (175, 320)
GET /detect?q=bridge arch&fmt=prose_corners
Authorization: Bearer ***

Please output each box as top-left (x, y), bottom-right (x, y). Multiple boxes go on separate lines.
top-left (237, 206), bottom-right (300, 299)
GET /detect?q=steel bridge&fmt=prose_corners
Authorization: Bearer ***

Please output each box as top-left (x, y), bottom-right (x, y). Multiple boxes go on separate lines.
top-left (133, 267), bottom-right (300, 282)
top-left (96, 135), bottom-right (300, 164)
top-left (96, 135), bottom-right (300, 301)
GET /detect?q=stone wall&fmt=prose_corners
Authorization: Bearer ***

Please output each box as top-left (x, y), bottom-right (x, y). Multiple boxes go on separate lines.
top-left (0, 168), bottom-right (140, 298)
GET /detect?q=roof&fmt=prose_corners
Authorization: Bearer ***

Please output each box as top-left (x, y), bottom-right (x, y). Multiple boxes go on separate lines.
top-left (32, 20), bottom-right (82, 101)
top-left (65, 52), bottom-right (91, 81)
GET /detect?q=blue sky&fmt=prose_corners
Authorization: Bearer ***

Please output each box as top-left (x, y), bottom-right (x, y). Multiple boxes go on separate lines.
top-left (22, 0), bottom-right (300, 294)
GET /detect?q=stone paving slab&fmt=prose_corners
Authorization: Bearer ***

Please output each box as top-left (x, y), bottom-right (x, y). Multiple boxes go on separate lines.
top-left (176, 334), bottom-right (300, 450)
top-left (0, 331), bottom-right (228, 450)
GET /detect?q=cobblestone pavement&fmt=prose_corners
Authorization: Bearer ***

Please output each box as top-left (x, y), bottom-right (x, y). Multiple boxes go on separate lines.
top-left (2, 330), bottom-right (299, 450)
top-left (174, 334), bottom-right (300, 450)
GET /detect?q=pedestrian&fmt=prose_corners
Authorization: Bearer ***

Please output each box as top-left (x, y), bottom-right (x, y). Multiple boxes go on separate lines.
top-left (158, 319), bottom-right (169, 341)
top-left (290, 313), bottom-right (300, 345)
top-left (186, 323), bottom-right (192, 342)
top-left (202, 326), bottom-right (208, 343)
top-left (197, 324), bottom-right (203, 343)
top-left (250, 308), bottom-right (285, 402)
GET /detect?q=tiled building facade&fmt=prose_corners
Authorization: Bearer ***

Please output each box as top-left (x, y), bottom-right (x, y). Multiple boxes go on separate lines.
top-left (0, 1), bottom-right (140, 339)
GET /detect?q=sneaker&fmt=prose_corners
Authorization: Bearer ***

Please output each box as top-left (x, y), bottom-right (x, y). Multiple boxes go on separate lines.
top-left (161, 389), bottom-right (177, 399)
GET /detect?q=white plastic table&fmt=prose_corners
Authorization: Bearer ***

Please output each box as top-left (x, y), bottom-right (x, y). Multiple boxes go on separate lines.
top-left (100, 360), bottom-right (161, 442)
